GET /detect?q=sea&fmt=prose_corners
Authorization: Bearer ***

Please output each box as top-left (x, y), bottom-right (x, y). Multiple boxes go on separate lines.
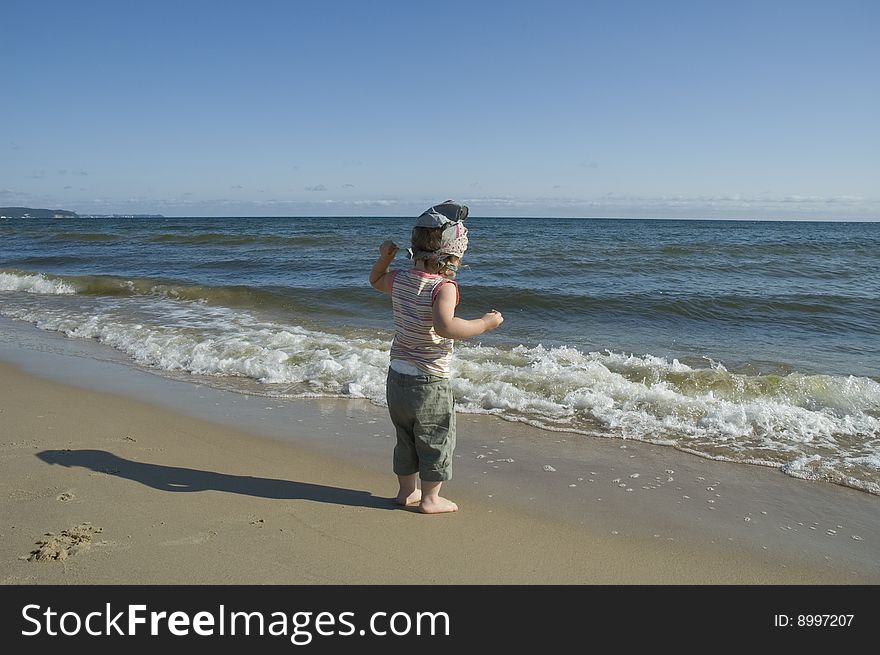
top-left (1, 216), bottom-right (878, 494)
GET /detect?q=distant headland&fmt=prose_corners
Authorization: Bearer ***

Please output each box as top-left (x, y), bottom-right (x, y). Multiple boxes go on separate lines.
top-left (0, 207), bottom-right (164, 219)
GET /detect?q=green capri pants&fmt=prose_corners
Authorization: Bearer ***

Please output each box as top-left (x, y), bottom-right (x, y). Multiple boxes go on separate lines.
top-left (386, 367), bottom-right (456, 482)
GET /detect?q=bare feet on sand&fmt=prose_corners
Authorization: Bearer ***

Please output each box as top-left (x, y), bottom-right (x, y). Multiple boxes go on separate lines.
top-left (419, 495), bottom-right (458, 514)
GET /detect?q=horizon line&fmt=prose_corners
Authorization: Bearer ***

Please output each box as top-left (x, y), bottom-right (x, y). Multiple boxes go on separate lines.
top-left (55, 214), bottom-right (880, 223)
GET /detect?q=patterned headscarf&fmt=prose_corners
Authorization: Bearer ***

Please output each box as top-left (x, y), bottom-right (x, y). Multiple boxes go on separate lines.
top-left (408, 201), bottom-right (469, 263)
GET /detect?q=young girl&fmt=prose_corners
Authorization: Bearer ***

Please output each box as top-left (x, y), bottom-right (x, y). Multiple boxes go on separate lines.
top-left (369, 201), bottom-right (503, 514)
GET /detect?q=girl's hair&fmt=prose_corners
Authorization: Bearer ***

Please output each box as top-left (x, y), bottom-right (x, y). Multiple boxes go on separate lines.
top-left (411, 226), bottom-right (444, 253)
top-left (411, 226), bottom-right (459, 276)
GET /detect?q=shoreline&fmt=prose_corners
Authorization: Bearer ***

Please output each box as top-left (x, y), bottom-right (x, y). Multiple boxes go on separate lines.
top-left (1, 321), bottom-right (878, 583)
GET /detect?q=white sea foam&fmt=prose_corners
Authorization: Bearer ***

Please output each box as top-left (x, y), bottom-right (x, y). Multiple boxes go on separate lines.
top-left (2, 281), bottom-right (879, 495)
top-left (0, 272), bottom-right (76, 295)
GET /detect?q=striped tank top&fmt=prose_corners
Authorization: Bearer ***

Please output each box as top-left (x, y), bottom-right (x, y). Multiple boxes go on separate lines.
top-left (389, 269), bottom-right (460, 378)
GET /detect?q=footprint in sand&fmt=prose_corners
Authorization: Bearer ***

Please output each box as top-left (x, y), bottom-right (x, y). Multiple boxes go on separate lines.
top-left (26, 523), bottom-right (103, 562)
top-left (160, 532), bottom-right (212, 546)
top-left (56, 492), bottom-right (74, 502)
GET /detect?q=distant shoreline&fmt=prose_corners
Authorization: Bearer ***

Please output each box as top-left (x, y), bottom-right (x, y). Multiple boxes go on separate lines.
top-left (0, 207), bottom-right (164, 219)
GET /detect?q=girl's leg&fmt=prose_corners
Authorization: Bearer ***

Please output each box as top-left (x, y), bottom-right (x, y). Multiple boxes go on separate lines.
top-left (396, 473), bottom-right (421, 505)
top-left (419, 480), bottom-right (458, 514)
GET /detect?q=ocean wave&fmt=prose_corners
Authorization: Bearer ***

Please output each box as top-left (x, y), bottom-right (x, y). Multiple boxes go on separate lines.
top-left (4, 269), bottom-right (877, 337)
top-left (0, 271), bottom-right (76, 295)
top-left (0, 269), bottom-right (299, 309)
top-left (2, 286), bottom-right (878, 495)
top-left (463, 283), bottom-right (879, 331)
top-left (146, 232), bottom-right (337, 247)
top-left (48, 232), bottom-right (122, 242)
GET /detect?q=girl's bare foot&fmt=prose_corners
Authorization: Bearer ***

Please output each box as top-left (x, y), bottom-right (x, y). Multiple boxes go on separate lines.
top-left (419, 495), bottom-right (458, 514)
top-left (396, 489), bottom-right (422, 506)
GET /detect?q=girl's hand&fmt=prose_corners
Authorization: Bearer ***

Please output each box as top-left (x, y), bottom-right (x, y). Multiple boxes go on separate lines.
top-left (379, 240), bottom-right (399, 259)
top-left (481, 309), bottom-right (504, 331)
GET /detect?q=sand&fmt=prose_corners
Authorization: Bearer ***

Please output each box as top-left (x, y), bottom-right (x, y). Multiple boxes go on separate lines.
top-left (1, 344), bottom-right (878, 584)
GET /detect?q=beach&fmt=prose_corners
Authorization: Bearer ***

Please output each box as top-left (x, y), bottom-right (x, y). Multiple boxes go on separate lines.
top-left (2, 327), bottom-right (877, 585)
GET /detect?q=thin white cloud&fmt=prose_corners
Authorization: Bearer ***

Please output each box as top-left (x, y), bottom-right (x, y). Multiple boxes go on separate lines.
top-left (458, 194), bottom-right (880, 219)
top-left (0, 188), bottom-right (30, 200)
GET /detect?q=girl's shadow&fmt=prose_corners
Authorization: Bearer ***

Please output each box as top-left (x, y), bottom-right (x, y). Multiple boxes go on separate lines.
top-left (37, 449), bottom-right (393, 510)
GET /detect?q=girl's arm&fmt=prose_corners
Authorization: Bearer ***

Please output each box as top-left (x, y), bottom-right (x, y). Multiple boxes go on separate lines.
top-left (432, 283), bottom-right (503, 339)
top-left (369, 240), bottom-right (399, 294)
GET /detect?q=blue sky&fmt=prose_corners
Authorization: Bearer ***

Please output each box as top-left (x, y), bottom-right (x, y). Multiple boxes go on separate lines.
top-left (3, 0), bottom-right (878, 219)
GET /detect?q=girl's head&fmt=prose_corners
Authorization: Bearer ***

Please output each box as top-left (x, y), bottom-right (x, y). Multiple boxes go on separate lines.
top-left (411, 225), bottom-right (461, 277)
top-left (409, 201), bottom-right (469, 278)
top-left (411, 222), bottom-right (467, 278)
